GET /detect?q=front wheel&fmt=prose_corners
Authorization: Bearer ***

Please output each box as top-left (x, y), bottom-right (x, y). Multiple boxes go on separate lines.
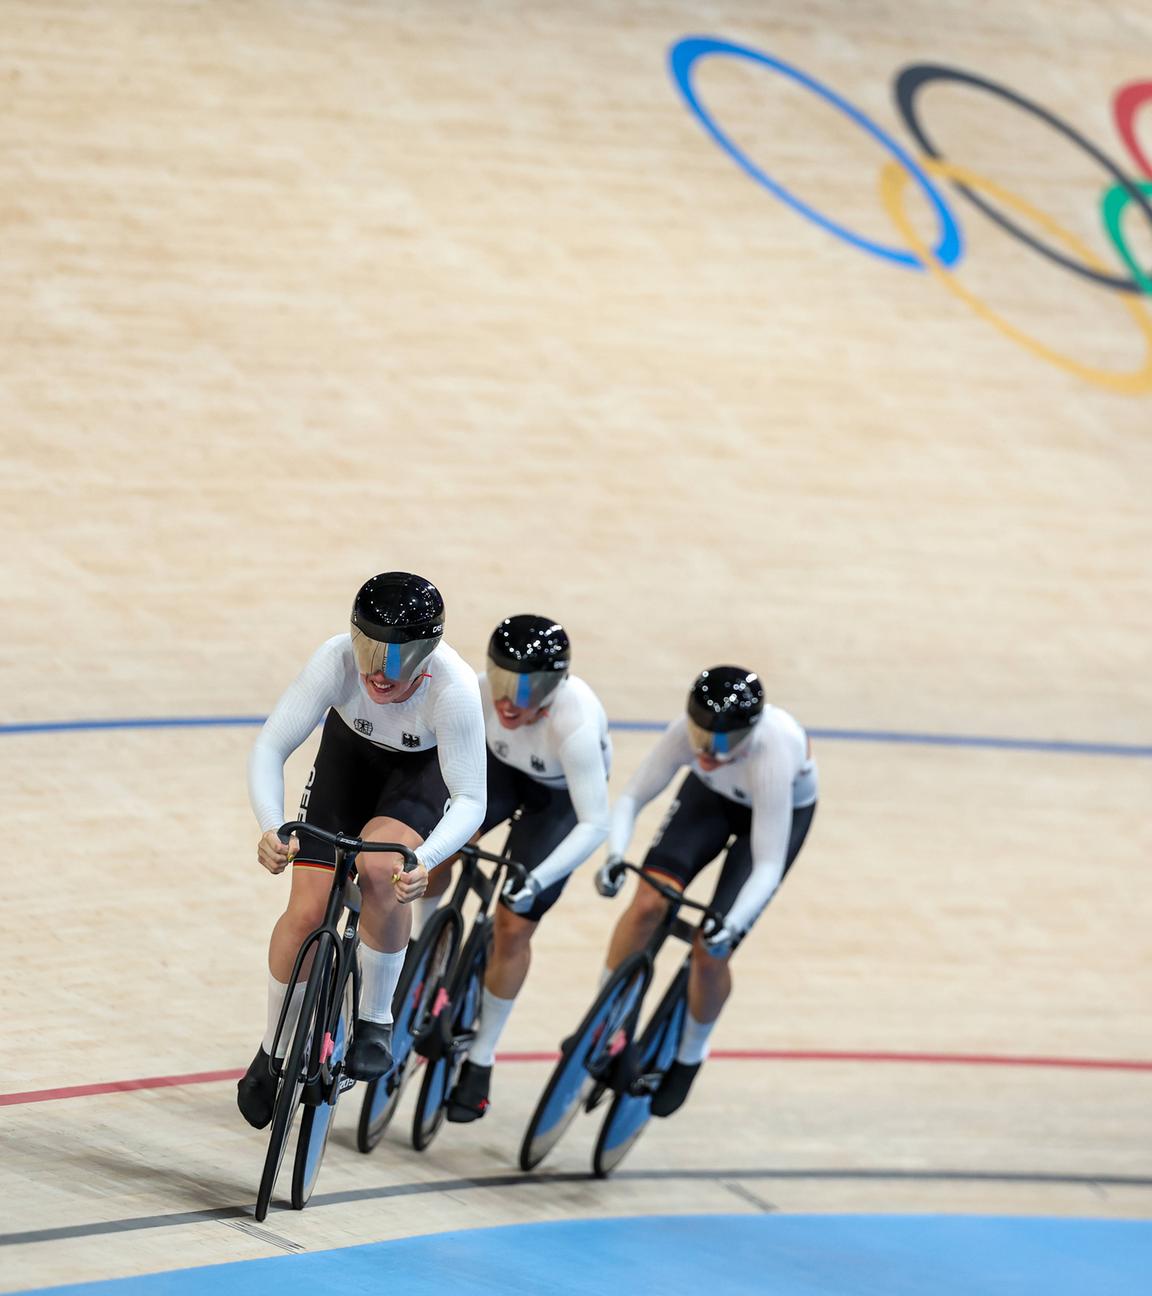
top-left (518, 953), bottom-right (650, 1173)
top-left (290, 971), bottom-right (353, 1210)
top-left (592, 962), bottom-right (689, 1178)
top-left (357, 908), bottom-right (462, 1154)
top-left (255, 944), bottom-right (328, 1222)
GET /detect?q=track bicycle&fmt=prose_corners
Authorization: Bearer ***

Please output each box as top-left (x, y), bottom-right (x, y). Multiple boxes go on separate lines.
top-left (519, 861), bottom-right (723, 1177)
top-left (356, 841), bottom-right (526, 1153)
top-left (254, 820), bottom-right (416, 1221)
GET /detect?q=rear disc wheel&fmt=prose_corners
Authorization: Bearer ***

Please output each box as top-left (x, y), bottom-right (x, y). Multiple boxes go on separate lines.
top-left (411, 936), bottom-right (486, 1152)
top-left (357, 909), bottom-right (461, 1153)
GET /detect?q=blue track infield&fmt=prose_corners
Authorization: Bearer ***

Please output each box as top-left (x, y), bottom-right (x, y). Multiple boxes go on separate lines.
top-left (1, 714), bottom-right (1149, 757)
top-left (20, 1214), bottom-right (1152, 1296)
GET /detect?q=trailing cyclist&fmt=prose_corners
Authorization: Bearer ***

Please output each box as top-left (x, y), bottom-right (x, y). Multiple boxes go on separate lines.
top-left (430, 614), bottom-right (612, 1123)
top-left (237, 571), bottom-right (487, 1128)
top-left (595, 665), bottom-right (818, 1117)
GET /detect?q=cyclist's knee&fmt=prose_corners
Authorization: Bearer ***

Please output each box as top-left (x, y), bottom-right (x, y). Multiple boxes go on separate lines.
top-left (357, 855), bottom-right (403, 903)
top-left (283, 887), bottom-right (328, 933)
top-left (691, 934), bottom-right (732, 968)
top-left (494, 904), bottom-right (536, 948)
top-left (357, 817), bottom-right (423, 901)
top-left (631, 876), bottom-right (675, 924)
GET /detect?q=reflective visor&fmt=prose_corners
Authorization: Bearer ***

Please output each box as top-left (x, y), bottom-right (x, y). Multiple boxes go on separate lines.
top-left (351, 628), bottom-right (438, 682)
top-left (686, 718), bottom-right (754, 760)
top-left (487, 663), bottom-right (564, 711)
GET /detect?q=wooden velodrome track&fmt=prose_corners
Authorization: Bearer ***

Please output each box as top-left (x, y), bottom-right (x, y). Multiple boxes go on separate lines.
top-left (2, 0), bottom-right (1150, 1290)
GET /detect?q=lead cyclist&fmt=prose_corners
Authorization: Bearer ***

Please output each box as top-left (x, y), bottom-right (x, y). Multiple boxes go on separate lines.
top-left (595, 666), bottom-right (818, 1116)
top-left (236, 571), bottom-right (487, 1129)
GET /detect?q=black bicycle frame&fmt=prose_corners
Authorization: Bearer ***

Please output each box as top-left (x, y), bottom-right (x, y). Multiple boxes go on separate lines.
top-left (269, 821), bottom-right (418, 1094)
top-left (617, 861), bottom-right (725, 959)
top-left (448, 841), bottom-right (528, 917)
top-left (586, 865), bottom-right (723, 1096)
top-left (411, 842), bottom-right (527, 1063)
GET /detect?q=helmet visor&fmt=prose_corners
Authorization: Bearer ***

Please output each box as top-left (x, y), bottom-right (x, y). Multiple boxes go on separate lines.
top-left (488, 663), bottom-right (564, 711)
top-left (686, 718), bottom-right (754, 761)
top-left (352, 629), bottom-right (438, 683)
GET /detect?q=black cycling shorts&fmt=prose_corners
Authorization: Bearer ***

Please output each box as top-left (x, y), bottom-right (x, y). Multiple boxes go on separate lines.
top-left (641, 771), bottom-right (816, 919)
top-left (479, 749), bottom-right (577, 922)
top-left (292, 709), bottom-right (449, 868)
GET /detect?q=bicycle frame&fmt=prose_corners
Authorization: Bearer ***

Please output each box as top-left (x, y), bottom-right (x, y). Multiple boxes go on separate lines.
top-left (608, 863), bottom-right (724, 1067)
top-left (518, 860), bottom-right (725, 1170)
top-left (617, 860), bottom-right (725, 966)
top-left (415, 841), bottom-right (526, 1058)
top-left (254, 820), bottom-right (417, 1220)
top-left (269, 821), bottom-right (418, 1097)
top-left (449, 840), bottom-right (527, 918)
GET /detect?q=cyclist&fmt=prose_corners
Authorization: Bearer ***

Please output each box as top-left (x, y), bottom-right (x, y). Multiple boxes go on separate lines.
top-left (236, 571), bottom-right (487, 1129)
top-left (595, 665), bottom-right (817, 1117)
top-left (428, 614), bottom-right (612, 1123)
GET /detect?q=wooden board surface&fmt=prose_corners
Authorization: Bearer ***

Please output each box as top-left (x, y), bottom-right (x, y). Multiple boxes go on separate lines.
top-left (1, 1), bottom-right (1149, 1290)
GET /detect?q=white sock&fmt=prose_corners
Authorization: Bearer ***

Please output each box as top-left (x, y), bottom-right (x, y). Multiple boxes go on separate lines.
top-left (598, 966), bottom-right (613, 990)
top-left (262, 974), bottom-right (305, 1059)
top-left (410, 896), bottom-right (440, 941)
top-left (676, 1010), bottom-right (716, 1066)
top-left (358, 942), bottom-right (407, 1025)
top-left (467, 988), bottom-right (517, 1067)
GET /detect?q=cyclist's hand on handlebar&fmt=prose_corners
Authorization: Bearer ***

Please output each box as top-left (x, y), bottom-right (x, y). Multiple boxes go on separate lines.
top-left (393, 861), bottom-right (428, 904)
top-left (700, 914), bottom-right (735, 959)
top-left (500, 872), bottom-right (541, 916)
top-left (259, 829), bottom-right (297, 874)
top-left (595, 857), bottom-right (627, 898)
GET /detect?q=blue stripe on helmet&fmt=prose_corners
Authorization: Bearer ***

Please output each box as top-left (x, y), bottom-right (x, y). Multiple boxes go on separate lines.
top-left (385, 642), bottom-right (402, 679)
top-left (713, 731), bottom-right (730, 756)
top-left (515, 673), bottom-right (533, 707)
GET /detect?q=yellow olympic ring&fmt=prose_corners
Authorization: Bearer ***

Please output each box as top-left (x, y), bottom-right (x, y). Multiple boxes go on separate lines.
top-left (879, 158), bottom-right (1152, 395)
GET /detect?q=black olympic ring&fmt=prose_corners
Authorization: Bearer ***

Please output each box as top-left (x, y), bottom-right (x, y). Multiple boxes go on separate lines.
top-left (894, 63), bottom-right (1152, 295)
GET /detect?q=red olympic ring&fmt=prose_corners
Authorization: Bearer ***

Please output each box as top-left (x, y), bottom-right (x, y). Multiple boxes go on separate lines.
top-left (1114, 82), bottom-right (1152, 180)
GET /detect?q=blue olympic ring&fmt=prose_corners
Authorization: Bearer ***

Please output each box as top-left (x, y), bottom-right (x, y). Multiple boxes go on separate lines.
top-left (668, 36), bottom-right (964, 271)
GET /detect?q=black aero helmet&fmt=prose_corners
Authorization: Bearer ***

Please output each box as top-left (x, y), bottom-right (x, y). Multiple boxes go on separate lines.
top-left (487, 614), bottom-right (570, 711)
top-left (350, 572), bottom-right (444, 682)
top-left (686, 665), bottom-right (764, 758)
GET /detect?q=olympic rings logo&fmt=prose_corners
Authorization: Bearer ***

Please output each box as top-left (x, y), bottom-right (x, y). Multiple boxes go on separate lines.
top-left (669, 37), bottom-right (1152, 395)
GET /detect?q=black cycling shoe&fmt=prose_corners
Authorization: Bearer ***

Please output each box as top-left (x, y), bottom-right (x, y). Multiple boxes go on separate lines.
top-left (236, 1046), bottom-right (278, 1129)
top-left (344, 1020), bottom-right (394, 1081)
top-left (446, 1061), bottom-right (492, 1123)
top-left (650, 1060), bottom-right (701, 1118)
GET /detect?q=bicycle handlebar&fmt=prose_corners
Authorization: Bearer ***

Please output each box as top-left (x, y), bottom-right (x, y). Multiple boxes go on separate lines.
top-left (458, 843), bottom-right (530, 887)
top-left (278, 821), bottom-right (418, 872)
top-left (609, 861), bottom-right (725, 929)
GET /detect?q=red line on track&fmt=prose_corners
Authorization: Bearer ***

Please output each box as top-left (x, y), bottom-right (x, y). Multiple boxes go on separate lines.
top-left (0, 1069), bottom-right (245, 1107)
top-left (2, 1049), bottom-right (1149, 1108)
top-left (705, 1049), bottom-right (1152, 1070)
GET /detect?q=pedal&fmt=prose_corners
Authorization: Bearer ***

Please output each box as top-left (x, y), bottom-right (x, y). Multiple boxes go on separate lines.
top-left (415, 1013), bottom-right (454, 1062)
top-left (629, 1070), bottom-right (663, 1097)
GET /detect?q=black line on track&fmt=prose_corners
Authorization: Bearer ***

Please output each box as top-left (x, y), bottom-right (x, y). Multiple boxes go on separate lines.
top-left (4, 1167), bottom-right (1151, 1247)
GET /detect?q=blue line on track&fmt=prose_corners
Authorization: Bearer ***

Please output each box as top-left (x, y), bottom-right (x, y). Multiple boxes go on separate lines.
top-left (0, 716), bottom-right (268, 735)
top-left (0, 715), bottom-right (1148, 757)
